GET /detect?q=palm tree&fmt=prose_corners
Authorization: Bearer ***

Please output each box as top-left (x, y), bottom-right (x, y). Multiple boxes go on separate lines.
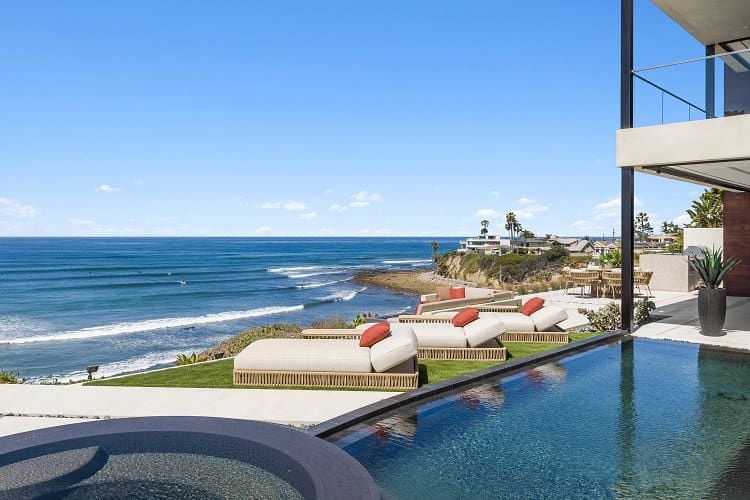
top-left (430, 241), bottom-right (439, 262)
top-left (661, 221), bottom-right (679, 234)
top-left (634, 212), bottom-right (653, 241)
top-left (480, 219), bottom-right (489, 236)
top-left (686, 188), bottom-right (723, 228)
top-left (505, 212), bottom-right (520, 251)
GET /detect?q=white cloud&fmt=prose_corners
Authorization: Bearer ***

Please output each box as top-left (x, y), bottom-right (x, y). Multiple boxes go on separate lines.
top-left (95, 184), bottom-right (119, 193)
top-left (283, 201), bottom-right (307, 211)
top-left (329, 204), bottom-right (349, 213)
top-left (66, 218), bottom-right (93, 225)
top-left (0, 197), bottom-right (37, 219)
top-left (593, 196), bottom-right (643, 220)
top-left (255, 226), bottom-right (271, 233)
top-left (300, 211), bottom-right (317, 220)
top-left (517, 197), bottom-right (534, 205)
top-left (324, 188), bottom-right (333, 195)
top-left (570, 219), bottom-right (603, 231)
top-left (474, 208), bottom-right (500, 218)
top-left (490, 191), bottom-right (500, 197)
top-left (349, 201), bottom-right (370, 208)
top-left (514, 203), bottom-right (549, 219)
top-left (261, 200), bottom-right (307, 211)
top-left (352, 191), bottom-right (382, 203)
top-left (672, 213), bottom-right (691, 226)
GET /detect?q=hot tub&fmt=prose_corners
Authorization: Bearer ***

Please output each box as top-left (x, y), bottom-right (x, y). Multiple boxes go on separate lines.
top-left (0, 416), bottom-right (378, 499)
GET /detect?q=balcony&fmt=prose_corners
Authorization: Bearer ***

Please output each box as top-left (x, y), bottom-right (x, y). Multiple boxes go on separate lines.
top-left (616, 43), bottom-right (750, 191)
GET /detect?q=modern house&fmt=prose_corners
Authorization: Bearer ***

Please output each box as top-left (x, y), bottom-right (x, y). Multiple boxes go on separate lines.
top-left (617, 0), bottom-right (750, 329)
top-left (516, 236), bottom-right (595, 256)
top-left (458, 234), bottom-right (511, 255)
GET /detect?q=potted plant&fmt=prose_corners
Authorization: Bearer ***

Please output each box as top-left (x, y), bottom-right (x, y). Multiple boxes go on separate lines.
top-left (688, 247), bottom-right (741, 336)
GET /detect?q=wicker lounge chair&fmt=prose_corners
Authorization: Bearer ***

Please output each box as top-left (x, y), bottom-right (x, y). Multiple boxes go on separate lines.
top-left (416, 287), bottom-right (513, 314)
top-left (396, 304), bottom-right (570, 343)
top-left (301, 320), bottom-right (507, 361)
top-left (233, 326), bottom-right (419, 390)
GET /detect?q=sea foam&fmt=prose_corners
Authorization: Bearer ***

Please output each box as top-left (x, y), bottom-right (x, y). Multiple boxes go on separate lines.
top-left (0, 305), bottom-right (304, 345)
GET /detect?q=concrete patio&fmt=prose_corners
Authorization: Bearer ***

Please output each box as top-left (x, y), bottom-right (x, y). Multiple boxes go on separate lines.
top-left (634, 294), bottom-right (750, 350)
top-left (0, 385), bottom-right (399, 437)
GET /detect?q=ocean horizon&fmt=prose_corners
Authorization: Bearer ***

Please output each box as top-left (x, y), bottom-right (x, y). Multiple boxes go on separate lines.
top-left (0, 237), bottom-right (457, 382)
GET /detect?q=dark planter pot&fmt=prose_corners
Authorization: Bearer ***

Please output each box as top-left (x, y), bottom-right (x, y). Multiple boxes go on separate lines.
top-left (698, 288), bottom-right (727, 336)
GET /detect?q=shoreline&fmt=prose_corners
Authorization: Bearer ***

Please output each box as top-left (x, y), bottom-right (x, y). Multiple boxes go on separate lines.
top-left (353, 269), bottom-right (478, 296)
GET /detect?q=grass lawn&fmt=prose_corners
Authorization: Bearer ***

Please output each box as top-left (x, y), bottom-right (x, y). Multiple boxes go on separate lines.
top-left (86, 332), bottom-right (600, 390)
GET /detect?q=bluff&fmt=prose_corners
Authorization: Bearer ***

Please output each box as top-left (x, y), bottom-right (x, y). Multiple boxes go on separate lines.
top-left (436, 247), bottom-right (576, 290)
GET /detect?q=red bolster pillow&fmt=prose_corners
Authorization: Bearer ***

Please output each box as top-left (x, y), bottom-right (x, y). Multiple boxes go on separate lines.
top-left (359, 323), bottom-right (391, 347)
top-left (452, 307), bottom-right (479, 327)
top-left (519, 297), bottom-right (545, 316)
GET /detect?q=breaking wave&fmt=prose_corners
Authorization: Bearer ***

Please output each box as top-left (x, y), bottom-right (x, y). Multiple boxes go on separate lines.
top-left (0, 305), bottom-right (305, 345)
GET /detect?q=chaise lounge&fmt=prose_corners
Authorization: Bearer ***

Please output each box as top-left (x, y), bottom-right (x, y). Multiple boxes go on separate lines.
top-left (395, 298), bottom-right (570, 343)
top-left (301, 312), bottom-right (507, 360)
top-left (416, 286), bottom-right (514, 314)
top-left (233, 325), bottom-right (419, 390)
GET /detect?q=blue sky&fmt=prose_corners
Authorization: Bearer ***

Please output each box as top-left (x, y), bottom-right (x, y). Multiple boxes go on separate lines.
top-left (0, 1), bottom-right (709, 238)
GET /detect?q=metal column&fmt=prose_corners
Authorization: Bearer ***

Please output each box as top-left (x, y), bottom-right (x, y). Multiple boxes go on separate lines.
top-left (706, 44), bottom-right (715, 118)
top-left (620, 0), bottom-right (634, 332)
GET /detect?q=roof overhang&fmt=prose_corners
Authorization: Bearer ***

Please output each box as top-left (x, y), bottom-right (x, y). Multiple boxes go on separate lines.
top-left (651, 0), bottom-right (750, 45)
top-left (616, 114), bottom-right (750, 192)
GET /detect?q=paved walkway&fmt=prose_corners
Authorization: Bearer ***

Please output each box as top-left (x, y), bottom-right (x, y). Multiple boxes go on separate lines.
top-left (633, 295), bottom-right (750, 350)
top-left (0, 385), bottom-right (399, 437)
top-left (514, 288), bottom-right (695, 330)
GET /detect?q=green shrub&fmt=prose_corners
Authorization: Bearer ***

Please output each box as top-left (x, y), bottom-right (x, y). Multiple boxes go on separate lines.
top-left (579, 298), bottom-right (656, 331)
top-left (635, 299), bottom-right (656, 324)
top-left (544, 246), bottom-right (569, 262)
top-left (0, 370), bottom-right (25, 384)
top-left (311, 316), bottom-right (351, 329)
top-left (175, 353), bottom-right (199, 366)
top-left (352, 316), bottom-right (367, 328)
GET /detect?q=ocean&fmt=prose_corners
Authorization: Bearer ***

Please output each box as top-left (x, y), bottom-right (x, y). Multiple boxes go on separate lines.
top-left (0, 237), bottom-right (457, 382)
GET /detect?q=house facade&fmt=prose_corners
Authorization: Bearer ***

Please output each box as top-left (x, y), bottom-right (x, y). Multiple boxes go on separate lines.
top-left (617, 0), bottom-right (750, 329)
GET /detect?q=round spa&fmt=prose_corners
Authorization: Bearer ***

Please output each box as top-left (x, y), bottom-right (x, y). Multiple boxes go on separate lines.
top-left (0, 416), bottom-right (378, 499)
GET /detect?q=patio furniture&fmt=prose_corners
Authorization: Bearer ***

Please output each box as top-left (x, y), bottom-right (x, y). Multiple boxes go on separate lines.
top-left (301, 319), bottom-right (507, 360)
top-left (561, 269), bottom-right (577, 294)
top-left (569, 270), bottom-right (601, 297)
top-left (233, 326), bottom-right (419, 390)
top-left (601, 271), bottom-right (622, 299)
top-left (634, 270), bottom-right (654, 297)
top-left (394, 303), bottom-right (570, 343)
top-left (416, 287), bottom-right (513, 314)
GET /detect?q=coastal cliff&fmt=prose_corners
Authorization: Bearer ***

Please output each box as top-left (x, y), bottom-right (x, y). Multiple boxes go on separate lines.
top-left (436, 248), bottom-right (576, 291)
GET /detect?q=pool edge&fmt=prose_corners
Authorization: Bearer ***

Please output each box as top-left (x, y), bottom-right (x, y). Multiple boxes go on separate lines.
top-left (310, 330), bottom-right (628, 438)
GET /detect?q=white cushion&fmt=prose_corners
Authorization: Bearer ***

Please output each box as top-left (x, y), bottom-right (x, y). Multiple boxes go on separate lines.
top-left (485, 312), bottom-right (535, 332)
top-left (410, 324), bottom-right (467, 348)
top-left (463, 317), bottom-right (506, 347)
top-left (234, 339), bottom-right (371, 373)
top-left (369, 326), bottom-right (418, 373)
top-left (530, 306), bottom-right (569, 331)
top-left (465, 287), bottom-right (496, 299)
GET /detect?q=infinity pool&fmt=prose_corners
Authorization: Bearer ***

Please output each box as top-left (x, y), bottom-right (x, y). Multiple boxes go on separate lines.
top-left (332, 339), bottom-right (750, 499)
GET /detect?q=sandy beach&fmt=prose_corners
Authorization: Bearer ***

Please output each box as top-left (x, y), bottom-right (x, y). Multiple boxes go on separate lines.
top-left (354, 270), bottom-right (478, 296)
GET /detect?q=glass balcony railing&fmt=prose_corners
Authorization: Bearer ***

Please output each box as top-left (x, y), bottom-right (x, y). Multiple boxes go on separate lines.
top-left (633, 44), bottom-right (750, 127)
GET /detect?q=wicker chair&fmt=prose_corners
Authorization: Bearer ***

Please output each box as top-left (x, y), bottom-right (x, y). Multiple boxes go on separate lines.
top-left (601, 271), bottom-right (622, 299)
top-left (570, 270), bottom-right (601, 297)
top-left (561, 270), bottom-right (577, 294)
top-left (634, 270), bottom-right (654, 297)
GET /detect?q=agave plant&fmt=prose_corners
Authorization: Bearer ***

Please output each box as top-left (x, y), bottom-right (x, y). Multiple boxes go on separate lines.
top-left (689, 247), bottom-right (741, 289)
top-left (175, 352), bottom-right (198, 366)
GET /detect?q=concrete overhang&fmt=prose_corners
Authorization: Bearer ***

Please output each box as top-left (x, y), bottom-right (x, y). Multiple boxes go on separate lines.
top-left (616, 114), bottom-right (750, 192)
top-left (652, 0), bottom-right (750, 45)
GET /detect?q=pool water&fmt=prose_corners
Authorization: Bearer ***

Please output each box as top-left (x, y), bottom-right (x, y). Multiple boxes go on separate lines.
top-left (332, 339), bottom-right (750, 499)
